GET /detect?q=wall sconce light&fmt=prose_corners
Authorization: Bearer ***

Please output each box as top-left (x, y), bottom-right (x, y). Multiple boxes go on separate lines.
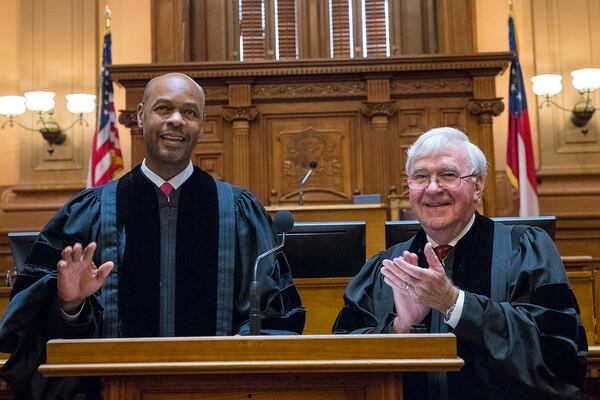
top-left (531, 68), bottom-right (600, 134)
top-left (0, 92), bottom-right (96, 154)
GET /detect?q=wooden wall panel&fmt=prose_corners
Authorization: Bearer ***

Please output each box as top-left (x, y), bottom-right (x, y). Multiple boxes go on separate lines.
top-left (532, 0), bottom-right (600, 256)
top-left (109, 55), bottom-right (510, 214)
top-left (154, 0), bottom-right (471, 62)
top-left (18, 0), bottom-right (97, 186)
top-left (268, 115), bottom-right (356, 204)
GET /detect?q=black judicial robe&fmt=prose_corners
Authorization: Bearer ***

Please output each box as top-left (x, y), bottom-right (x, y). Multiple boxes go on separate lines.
top-left (333, 214), bottom-right (587, 400)
top-left (0, 166), bottom-right (305, 400)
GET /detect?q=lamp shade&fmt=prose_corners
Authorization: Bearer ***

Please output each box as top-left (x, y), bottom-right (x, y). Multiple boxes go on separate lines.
top-left (571, 68), bottom-right (600, 91)
top-left (24, 91), bottom-right (56, 112)
top-left (531, 74), bottom-right (563, 96)
top-left (0, 96), bottom-right (27, 117)
top-left (66, 93), bottom-right (96, 114)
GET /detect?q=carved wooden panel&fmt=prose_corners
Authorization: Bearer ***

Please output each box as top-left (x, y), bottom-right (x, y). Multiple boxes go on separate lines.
top-left (193, 152), bottom-right (223, 180)
top-left (252, 82), bottom-right (367, 101)
top-left (390, 78), bottom-right (472, 97)
top-left (199, 117), bottom-right (222, 143)
top-left (268, 116), bottom-right (356, 204)
top-left (398, 109), bottom-right (428, 136)
top-left (439, 107), bottom-right (467, 130)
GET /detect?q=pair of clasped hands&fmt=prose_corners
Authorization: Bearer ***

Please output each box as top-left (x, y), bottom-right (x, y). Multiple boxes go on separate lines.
top-left (380, 242), bottom-right (459, 333)
top-left (57, 242), bottom-right (114, 314)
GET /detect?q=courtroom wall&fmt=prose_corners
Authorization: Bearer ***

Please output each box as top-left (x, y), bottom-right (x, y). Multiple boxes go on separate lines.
top-left (0, 0), bottom-right (22, 187)
top-left (0, 0), bottom-right (599, 258)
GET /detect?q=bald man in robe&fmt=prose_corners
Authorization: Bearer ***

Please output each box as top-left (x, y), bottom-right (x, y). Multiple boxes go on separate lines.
top-left (0, 73), bottom-right (305, 400)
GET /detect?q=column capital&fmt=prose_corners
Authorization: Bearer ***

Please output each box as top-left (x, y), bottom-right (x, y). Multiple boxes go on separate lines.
top-left (222, 106), bottom-right (258, 122)
top-left (360, 101), bottom-right (398, 118)
top-left (118, 110), bottom-right (142, 135)
top-left (468, 98), bottom-right (504, 123)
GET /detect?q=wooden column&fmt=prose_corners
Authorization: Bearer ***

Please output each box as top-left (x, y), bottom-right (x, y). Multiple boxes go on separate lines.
top-left (468, 98), bottom-right (504, 217)
top-left (223, 82), bottom-right (256, 189)
top-left (118, 111), bottom-right (144, 167)
top-left (362, 79), bottom-right (397, 200)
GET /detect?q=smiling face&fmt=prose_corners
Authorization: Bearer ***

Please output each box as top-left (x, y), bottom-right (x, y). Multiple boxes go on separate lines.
top-left (137, 73), bottom-right (205, 180)
top-left (408, 143), bottom-right (484, 244)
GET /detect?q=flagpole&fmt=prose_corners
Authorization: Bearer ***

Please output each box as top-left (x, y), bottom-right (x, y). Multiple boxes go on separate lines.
top-left (105, 5), bottom-right (111, 32)
top-left (88, 4), bottom-right (124, 187)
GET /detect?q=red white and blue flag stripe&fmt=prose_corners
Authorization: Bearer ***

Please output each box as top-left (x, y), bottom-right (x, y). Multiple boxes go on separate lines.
top-left (88, 30), bottom-right (123, 188)
top-left (506, 10), bottom-right (539, 216)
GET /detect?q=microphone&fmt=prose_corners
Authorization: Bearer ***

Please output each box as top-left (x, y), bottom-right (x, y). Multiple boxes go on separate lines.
top-left (299, 160), bottom-right (318, 206)
top-left (249, 210), bottom-right (295, 335)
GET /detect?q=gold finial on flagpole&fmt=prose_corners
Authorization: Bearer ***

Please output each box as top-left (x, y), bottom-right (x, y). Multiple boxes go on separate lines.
top-left (508, 0), bottom-right (514, 13)
top-left (105, 5), bottom-right (112, 31)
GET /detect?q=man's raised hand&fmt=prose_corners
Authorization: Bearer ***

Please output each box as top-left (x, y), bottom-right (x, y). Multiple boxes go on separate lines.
top-left (57, 242), bottom-right (114, 313)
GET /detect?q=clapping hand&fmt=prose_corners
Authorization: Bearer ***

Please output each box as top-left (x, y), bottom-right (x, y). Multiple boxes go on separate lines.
top-left (381, 251), bottom-right (430, 333)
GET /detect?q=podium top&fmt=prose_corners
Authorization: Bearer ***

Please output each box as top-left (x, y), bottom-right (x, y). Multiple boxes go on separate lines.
top-left (40, 334), bottom-right (463, 377)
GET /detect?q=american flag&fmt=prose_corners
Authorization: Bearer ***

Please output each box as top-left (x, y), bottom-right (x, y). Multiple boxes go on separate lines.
top-left (506, 10), bottom-right (539, 216)
top-left (88, 29), bottom-right (123, 188)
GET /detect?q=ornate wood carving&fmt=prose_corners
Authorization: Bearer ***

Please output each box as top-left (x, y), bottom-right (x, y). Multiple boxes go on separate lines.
top-left (390, 78), bottom-right (473, 96)
top-left (109, 54), bottom-right (511, 212)
top-left (203, 85), bottom-right (229, 103)
top-left (277, 127), bottom-right (350, 203)
top-left (253, 82), bottom-right (367, 100)
top-left (222, 107), bottom-right (258, 122)
top-left (468, 98), bottom-right (504, 124)
top-left (118, 110), bottom-right (145, 166)
top-left (360, 102), bottom-right (398, 118)
top-left (117, 110), bottom-right (141, 133)
top-left (109, 54), bottom-right (511, 81)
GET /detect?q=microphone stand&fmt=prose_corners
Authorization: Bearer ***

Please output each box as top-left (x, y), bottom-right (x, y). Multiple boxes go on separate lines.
top-left (249, 233), bottom-right (287, 335)
top-left (298, 169), bottom-right (314, 206)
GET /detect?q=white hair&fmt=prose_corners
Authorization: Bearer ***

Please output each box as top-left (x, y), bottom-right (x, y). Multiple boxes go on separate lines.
top-left (405, 127), bottom-right (488, 178)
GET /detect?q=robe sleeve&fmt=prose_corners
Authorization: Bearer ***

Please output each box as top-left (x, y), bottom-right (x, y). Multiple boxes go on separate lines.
top-left (0, 188), bottom-right (105, 399)
top-left (454, 227), bottom-right (587, 399)
top-left (232, 189), bottom-right (305, 335)
top-left (332, 250), bottom-right (399, 334)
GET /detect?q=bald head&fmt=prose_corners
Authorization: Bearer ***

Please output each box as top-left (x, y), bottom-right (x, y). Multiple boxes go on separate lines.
top-left (142, 73), bottom-right (205, 105)
top-left (137, 72), bottom-right (206, 180)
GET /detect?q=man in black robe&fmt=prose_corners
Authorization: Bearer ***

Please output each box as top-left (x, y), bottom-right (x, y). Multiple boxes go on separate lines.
top-left (333, 127), bottom-right (587, 399)
top-left (0, 73), bottom-right (305, 399)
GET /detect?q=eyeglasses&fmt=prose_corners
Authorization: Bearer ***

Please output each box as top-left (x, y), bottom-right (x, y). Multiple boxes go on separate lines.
top-left (407, 172), bottom-right (477, 190)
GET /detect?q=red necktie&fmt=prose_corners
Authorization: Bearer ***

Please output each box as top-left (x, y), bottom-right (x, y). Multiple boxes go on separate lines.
top-left (160, 182), bottom-right (174, 197)
top-left (434, 244), bottom-right (453, 263)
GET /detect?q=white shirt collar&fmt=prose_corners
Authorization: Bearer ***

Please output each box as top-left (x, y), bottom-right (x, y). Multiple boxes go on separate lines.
top-left (140, 159), bottom-right (194, 190)
top-left (427, 213), bottom-right (476, 248)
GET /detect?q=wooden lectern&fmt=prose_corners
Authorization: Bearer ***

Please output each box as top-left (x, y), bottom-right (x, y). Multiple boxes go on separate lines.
top-left (40, 334), bottom-right (462, 400)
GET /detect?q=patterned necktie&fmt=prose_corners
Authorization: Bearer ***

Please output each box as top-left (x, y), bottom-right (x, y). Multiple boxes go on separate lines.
top-left (160, 182), bottom-right (174, 197)
top-left (434, 244), bottom-right (453, 263)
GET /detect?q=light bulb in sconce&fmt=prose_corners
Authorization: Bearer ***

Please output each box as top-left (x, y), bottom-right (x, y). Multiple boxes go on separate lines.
top-left (531, 68), bottom-right (600, 133)
top-left (0, 92), bottom-right (96, 154)
top-left (66, 94), bottom-right (96, 115)
top-left (24, 91), bottom-right (56, 113)
top-left (0, 96), bottom-right (26, 118)
top-left (571, 68), bottom-right (600, 91)
top-left (531, 74), bottom-right (562, 98)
